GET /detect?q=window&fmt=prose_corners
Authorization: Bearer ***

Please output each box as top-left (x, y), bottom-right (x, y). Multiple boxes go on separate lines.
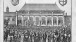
top-left (35, 16), bottom-right (40, 26)
top-left (53, 17), bottom-right (57, 25)
top-left (17, 17), bottom-right (22, 26)
top-left (47, 16), bottom-right (52, 26)
top-left (58, 17), bottom-right (63, 25)
top-left (24, 16), bottom-right (28, 26)
top-left (41, 16), bottom-right (46, 26)
top-left (29, 16), bottom-right (34, 26)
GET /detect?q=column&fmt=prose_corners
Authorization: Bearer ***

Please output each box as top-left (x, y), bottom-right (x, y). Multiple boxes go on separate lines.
top-left (33, 16), bottom-right (36, 26)
top-left (16, 12), bottom-right (18, 26)
top-left (63, 16), bottom-right (64, 26)
top-left (22, 16), bottom-right (24, 26)
top-left (57, 16), bottom-right (58, 26)
top-left (46, 16), bottom-right (47, 26)
top-left (52, 12), bottom-right (53, 26)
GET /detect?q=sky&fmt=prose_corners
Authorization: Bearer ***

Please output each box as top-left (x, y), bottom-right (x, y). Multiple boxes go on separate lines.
top-left (4, 0), bottom-right (71, 15)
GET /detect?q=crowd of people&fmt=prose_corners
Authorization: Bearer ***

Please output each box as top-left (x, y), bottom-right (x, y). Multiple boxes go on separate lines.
top-left (4, 27), bottom-right (71, 42)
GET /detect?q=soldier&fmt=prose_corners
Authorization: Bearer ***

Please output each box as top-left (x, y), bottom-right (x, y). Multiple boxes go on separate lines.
top-left (33, 32), bottom-right (36, 42)
top-left (23, 30), bottom-right (30, 42)
top-left (34, 32), bottom-right (40, 42)
top-left (48, 32), bottom-right (52, 42)
top-left (5, 28), bottom-right (10, 42)
top-left (61, 28), bottom-right (67, 42)
top-left (18, 32), bottom-right (21, 42)
top-left (67, 33), bottom-right (71, 42)
top-left (14, 30), bottom-right (18, 42)
top-left (67, 29), bottom-right (71, 42)
top-left (30, 32), bottom-right (33, 42)
top-left (57, 33), bottom-right (61, 42)
top-left (21, 33), bottom-right (24, 42)
top-left (52, 32), bottom-right (55, 42)
top-left (37, 32), bottom-right (41, 42)
top-left (4, 29), bottom-right (8, 42)
top-left (54, 30), bottom-right (59, 42)
top-left (43, 32), bottom-right (47, 42)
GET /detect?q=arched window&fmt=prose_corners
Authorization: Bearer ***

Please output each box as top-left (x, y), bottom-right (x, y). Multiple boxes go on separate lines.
top-left (58, 16), bottom-right (63, 25)
top-left (47, 16), bottom-right (52, 26)
top-left (53, 16), bottom-right (57, 26)
top-left (41, 16), bottom-right (46, 26)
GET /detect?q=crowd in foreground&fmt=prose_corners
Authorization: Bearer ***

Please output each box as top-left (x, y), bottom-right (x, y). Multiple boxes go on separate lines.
top-left (4, 27), bottom-right (71, 42)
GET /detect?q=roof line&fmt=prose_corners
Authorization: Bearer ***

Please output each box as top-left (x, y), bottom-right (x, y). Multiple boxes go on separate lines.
top-left (23, 2), bottom-right (56, 4)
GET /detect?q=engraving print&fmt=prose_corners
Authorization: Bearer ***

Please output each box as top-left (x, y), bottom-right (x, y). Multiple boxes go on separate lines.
top-left (3, 0), bottom-right (72, 42)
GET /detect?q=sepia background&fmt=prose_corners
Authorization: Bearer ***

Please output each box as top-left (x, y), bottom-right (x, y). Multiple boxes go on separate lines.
top-left (0, 0), bottom-right (76, 42)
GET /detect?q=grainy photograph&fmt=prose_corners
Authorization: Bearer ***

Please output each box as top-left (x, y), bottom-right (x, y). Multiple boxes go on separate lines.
top-left (3, 0), bottom-right (72, 42)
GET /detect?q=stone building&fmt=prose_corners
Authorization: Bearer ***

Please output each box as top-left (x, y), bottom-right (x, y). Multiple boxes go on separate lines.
top-left (4, 3), bottom-right (71, 32)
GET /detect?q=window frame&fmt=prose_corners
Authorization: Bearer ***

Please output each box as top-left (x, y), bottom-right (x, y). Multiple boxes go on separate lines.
top-left (53, 16), bottom-right (58, 26)
top-left (35, 16), bottom-right (40, 26)
top-left (47, 16), bottom-right (52, 26)
top-left (17, 16), bottom-right (22, 26)
top-left (58, 16), bottom-right (63, 26)
top-left (24, 16), bottom-right (29, 26)
top-left (29, 16), bottom-right (34, 26)
top-left (41, 16), bottom-right (47, 26)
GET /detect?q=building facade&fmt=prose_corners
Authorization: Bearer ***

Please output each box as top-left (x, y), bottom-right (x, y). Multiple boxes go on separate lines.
top-left (4, 3), bottom-right (71, 31)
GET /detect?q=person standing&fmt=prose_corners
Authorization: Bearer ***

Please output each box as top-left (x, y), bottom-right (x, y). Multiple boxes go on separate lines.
top-left (48, 33), bottom-right (52, 42)
top-left (20, 31), bottom-right (24, 42)
top-left (43, 32), bottom-right (47, 42)
top-left (30, 32), bottom-right (33, 42)
top-left (4, 29), bottom-right (8, 42)
top-left (67, 29), bottom-right (71, 42)
top-left (34, 32), bottom-right (39, 42)
top-left (57, 33), bottom-right (61, 42)
top-left (23, 30), bottom-right (30, 42)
